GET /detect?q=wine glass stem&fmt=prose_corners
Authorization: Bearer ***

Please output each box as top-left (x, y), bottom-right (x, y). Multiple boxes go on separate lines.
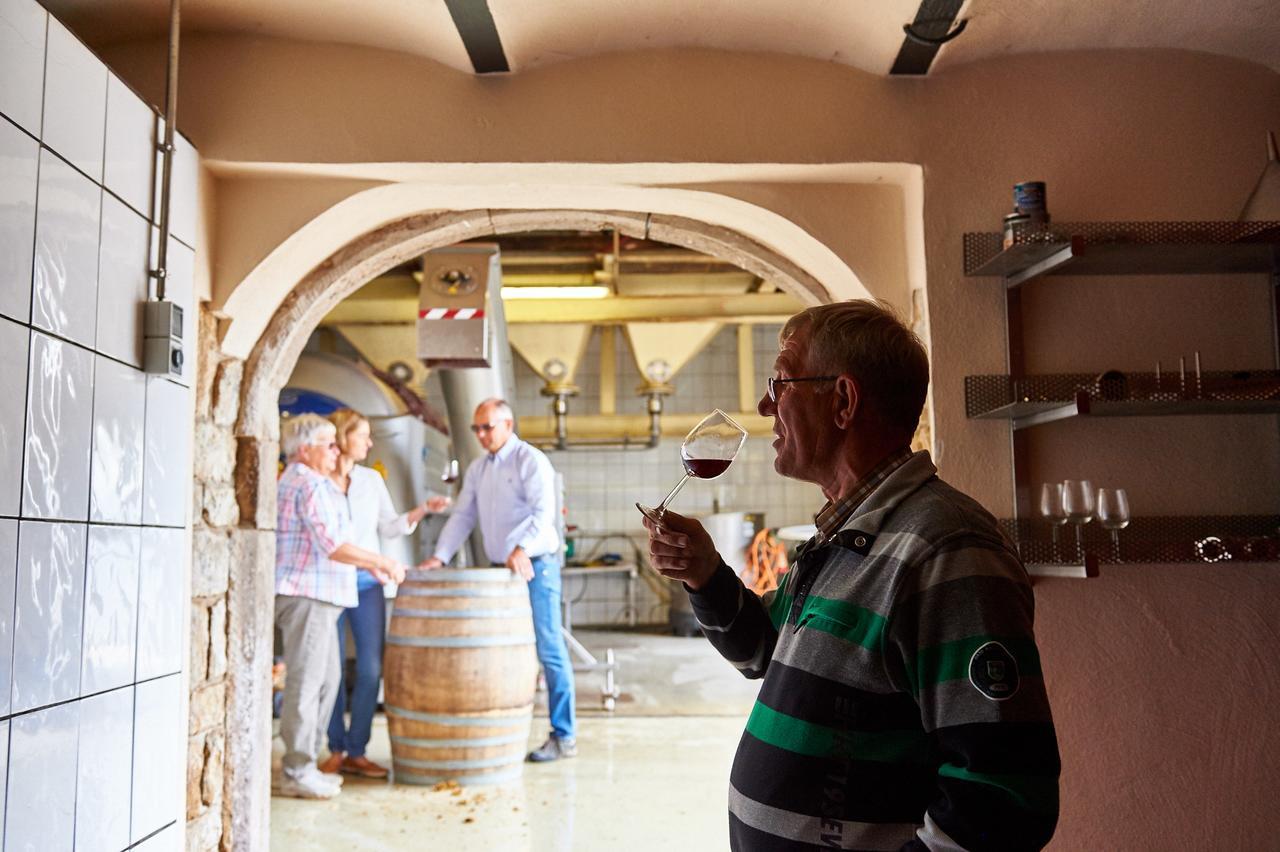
top-left (655, 474), bottom-right (692, 516)
top-left (1074, 523), bottom-right (1084, 561)
top-left (1110, 529), bottom-right (1120, 562)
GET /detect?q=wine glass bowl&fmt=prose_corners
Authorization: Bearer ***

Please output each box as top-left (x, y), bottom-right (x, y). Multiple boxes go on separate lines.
top-left (638, 409), bottom-right (747, 526)
top-left (1061, 480), bottom-right (1095, 562)
top-left (1097, 488), bottom-right (1131, 560)
top-left (1038, 483), bottom-right (1068, 560)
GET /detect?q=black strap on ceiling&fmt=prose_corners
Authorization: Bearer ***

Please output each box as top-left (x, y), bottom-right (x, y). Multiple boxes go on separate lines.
top-left (444, 0), bottom-right (510, 74)
top-left (890, 0), bottom-right (965, 76)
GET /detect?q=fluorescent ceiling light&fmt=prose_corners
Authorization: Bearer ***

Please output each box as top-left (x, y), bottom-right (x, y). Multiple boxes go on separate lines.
top-left (501, 286), bottom-right (611, 300)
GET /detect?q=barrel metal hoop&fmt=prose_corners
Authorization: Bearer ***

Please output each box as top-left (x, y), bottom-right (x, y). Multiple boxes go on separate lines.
top-left (404, 568), bottom-right (516, 583)
top-left (395, 587), bottom-right (516, 598)
top-left (386, 634), bottom-right (536, 648)
top-left (394, 766), bottom-right (524, 787)
top-left (393, 753), bottom-right (521, 771)
top-left (383, 705), bottom-right (533, 726)
top-left (389, 732), bottom-right (528, 749)
top-left (391, 607), bottom-right (529, 619)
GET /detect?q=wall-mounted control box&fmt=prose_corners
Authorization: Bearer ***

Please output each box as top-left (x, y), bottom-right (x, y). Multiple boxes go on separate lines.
top-left (143, 300), bottom-right (184, 377)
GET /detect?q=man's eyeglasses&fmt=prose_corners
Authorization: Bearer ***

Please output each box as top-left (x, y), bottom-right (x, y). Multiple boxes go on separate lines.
top-left (767, 375), bottom-right (838, 403)
top-left (470, 423), bottom-right (499, 435)
top-left (310, 441), bottom-right (339, 451)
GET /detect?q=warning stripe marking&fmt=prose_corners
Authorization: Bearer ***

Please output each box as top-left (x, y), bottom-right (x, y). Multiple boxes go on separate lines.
top-left (419, 308), bottom-right (485, 320)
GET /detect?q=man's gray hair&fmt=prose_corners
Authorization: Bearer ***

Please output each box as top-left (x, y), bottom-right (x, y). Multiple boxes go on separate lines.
top-left (281, 413), bottom-right (337, 459)
top-left (476, 398), bottom-right (514, 422)
top-left (780, 299), bottom-right (929, 439)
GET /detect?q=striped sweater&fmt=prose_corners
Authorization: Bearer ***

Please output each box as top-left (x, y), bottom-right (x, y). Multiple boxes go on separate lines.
top-left (689, 451), bottom-right (1060, 851)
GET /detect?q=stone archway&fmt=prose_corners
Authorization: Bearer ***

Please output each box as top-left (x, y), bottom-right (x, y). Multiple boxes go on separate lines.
top-left (187, 207), bottom-right (845, 850)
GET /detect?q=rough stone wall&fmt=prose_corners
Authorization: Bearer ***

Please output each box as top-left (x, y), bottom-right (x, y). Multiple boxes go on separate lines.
top-left (186, 304), bottom-right (273, 852)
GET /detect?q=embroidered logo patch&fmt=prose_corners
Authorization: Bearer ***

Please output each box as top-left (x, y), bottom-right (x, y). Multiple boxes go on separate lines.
top-left (968, 641), bottom-right (1020, 701)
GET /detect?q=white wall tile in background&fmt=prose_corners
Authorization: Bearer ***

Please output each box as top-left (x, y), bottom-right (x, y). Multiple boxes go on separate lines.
top-left (131, 673), bottom-right (182, 843)
top-left (0, 319), bottom-right (29, 517)
top-left (103, 73), bottom-right (155, 219)
top-left (0, 519), bottom-right (16, 716)
top-left (95, 193), bottom-right (149, 367)
top-left (31, 150), bottom-right (101, 348)
top-left (6, 700), bottom-right (79, 851)
top-left (136, 527), bottom-right (184, 681)
top-left (82, 526), bottom-right (140, 694)
top-left (90, 355), bottom-right (146, 523)
top-left (11, 520), bottom-right (85, 713)
top-left (22, 331), bottom-right (93, 520)
top-left (0, 0), bottom-right (47, 136)
top-left (75, 685), bottom-right (135, 852)
top-left (0, 116), bottom-right (40, 323)
top-left (0, 718), bottom-right (7, 839)
top-left (41, 17), bottom-right (106, 182)
top-left (142, 377), bottom-right (191, 526)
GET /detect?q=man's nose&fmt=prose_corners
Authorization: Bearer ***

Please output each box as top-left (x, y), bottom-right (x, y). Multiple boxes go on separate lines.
top-left (757, 390), bottom-right (774, 417)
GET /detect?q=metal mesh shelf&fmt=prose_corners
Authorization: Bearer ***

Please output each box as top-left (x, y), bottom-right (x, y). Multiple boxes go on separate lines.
top-left (964, 221), bottom-right (1280, 281)
top-left (999, 515), bottom-right (1280, 567)
top-left (965, 371), bottom-right (1280, 428)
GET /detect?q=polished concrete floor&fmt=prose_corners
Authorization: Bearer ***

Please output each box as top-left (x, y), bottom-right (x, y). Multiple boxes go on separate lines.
top-left (271, 630), bottom-right (760, 851)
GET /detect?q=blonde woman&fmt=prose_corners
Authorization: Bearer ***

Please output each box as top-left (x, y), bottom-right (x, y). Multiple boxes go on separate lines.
top-left (319, 408), bottom-right (450, 778)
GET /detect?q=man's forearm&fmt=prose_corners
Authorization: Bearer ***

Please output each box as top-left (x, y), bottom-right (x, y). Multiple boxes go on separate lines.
top-left (688, 562), bottom-right (778, 680)
top-left (329, 542), bottom-right (386, 571)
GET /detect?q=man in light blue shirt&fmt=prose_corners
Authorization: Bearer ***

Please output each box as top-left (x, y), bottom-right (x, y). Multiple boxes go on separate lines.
top-left (420, 398), bottom-right (577, 761)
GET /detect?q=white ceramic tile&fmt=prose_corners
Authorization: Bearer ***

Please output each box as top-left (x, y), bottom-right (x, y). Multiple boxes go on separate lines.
top-left (103, 74), bottom-right (156, 219)
top-left (0, 318), bottom-right (29, 517)
top-left (142, 377), bottom-right (190, 526)
top-left (90, 356), bottom-right (146, 523)
top-left (0, 0), bottom-right (47, 135)
top-left (7, 700), bottom-right (78, 851)
top-left (82, 525), bottom-right (140, 694)
top-left (31, 150), bottom-right (101, 348)
top-left (0, 116), bottom-right (39, 322)
top-left (95, 192), bottom-right (149, 367)
top-left (41, 17), bottom-right (106, 181)
top-left (22, 331), bottom-right (93, 520)
top-left (0, 519), bottom-right (16, 716)
top-left (75, 686), bottom-right (135, 852)
top-left (11, 520), bottom-right (85, 712)
top-left (136, 527), bottom-right (184, 680)
top-left (131, 674), bottom-right (182, 843)
top-left (153, 124), bottom-right (198, 247)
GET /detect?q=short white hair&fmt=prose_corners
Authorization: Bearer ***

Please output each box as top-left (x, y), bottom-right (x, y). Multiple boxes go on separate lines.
top-left (476, 398), bottom-right (514, 422)
top-left (282, 413), bottom-right (337, 459)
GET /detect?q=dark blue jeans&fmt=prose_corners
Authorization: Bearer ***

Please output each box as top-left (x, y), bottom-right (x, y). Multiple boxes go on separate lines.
top-left (326, 583), bottom-right (385, 758)
top-left (529, 554), bottom-right (576, 740)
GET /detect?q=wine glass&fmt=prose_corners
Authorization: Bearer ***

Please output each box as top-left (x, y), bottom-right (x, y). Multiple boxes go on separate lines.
top-left (1062, 480), bottom-right (1095, 561)
top-left (1038, 483), bottom-right (1068, 561)
top-left (1096, 488), bottom-right (1131, 561)
top-left (637, 409), bottom-right (747, 527)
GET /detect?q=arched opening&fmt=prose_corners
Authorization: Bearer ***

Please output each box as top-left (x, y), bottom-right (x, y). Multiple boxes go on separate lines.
top-left (201, 204), bottom-right (877, 844)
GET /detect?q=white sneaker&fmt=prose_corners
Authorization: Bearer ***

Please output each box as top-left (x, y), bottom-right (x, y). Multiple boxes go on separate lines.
top-left (274, 766), bottom-right (341, 799)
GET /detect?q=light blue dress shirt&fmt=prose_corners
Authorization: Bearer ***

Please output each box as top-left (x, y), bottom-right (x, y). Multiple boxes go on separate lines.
top-left (432, 435), bottom-right (560, 565)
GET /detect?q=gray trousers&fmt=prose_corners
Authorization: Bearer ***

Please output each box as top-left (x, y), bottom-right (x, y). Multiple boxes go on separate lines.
top-left (275, 594), bottom-right (343, 777)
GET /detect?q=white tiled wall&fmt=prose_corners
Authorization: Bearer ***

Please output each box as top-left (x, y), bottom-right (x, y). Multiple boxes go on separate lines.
top-left (504, 324), bottom-right (822, 622)
top-left (0, 0), bottom-right (197, 848)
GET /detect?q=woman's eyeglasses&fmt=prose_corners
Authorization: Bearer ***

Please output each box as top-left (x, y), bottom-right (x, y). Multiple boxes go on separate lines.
top-left (767, 375), bottom-right (838, 403)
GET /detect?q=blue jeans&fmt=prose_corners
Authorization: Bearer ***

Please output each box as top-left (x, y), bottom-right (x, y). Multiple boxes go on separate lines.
top-left (326, 583), bottom-right (386, 758)
top-left (529, 554), bottom-right (576, 740)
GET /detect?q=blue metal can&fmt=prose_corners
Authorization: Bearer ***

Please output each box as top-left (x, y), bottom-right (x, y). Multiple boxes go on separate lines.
top-left (1013, 181), bottom-right (1047, 218)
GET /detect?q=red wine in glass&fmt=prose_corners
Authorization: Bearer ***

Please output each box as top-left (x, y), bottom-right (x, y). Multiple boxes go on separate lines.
top-left (682, 456), bottom-right (731, 479)
top-left (637, 409), bottom-right (747, 526)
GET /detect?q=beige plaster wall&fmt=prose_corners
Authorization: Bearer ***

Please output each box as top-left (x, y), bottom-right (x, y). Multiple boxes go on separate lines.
top-left (99, 35), bottom-right (1280, 849)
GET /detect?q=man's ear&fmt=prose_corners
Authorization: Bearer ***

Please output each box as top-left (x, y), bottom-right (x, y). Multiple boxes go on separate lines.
top-left (832, 375), bottom-right (859, 429)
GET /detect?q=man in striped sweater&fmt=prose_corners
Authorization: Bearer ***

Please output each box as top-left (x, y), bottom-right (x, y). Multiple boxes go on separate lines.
top-left (644, 300), bottom-right (1059, 850)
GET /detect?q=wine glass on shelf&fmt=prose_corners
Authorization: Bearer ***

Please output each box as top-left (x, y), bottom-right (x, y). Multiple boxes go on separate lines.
top-left (1096, 488), bottom-right (1131, 562)
top-left (1038, 483), bottom-right (1068, 562)
top-left (1061, 480), bottom-right (1095, 562)
top-left (636, 409), bottom-right (747, 527)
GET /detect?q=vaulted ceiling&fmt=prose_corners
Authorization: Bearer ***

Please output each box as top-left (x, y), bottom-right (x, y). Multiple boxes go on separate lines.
top-left (40, 0), bottom-right (1280, 78)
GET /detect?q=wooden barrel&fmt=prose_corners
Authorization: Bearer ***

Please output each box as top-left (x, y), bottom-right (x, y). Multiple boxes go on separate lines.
top-left (383, 568), bottom-right (538, 786)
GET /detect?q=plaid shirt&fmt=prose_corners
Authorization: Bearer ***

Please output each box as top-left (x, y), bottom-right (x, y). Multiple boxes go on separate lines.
top-left (811, 446), bottom-right (914, 547)
top-left (275, 462), bottom-right (357, 607)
